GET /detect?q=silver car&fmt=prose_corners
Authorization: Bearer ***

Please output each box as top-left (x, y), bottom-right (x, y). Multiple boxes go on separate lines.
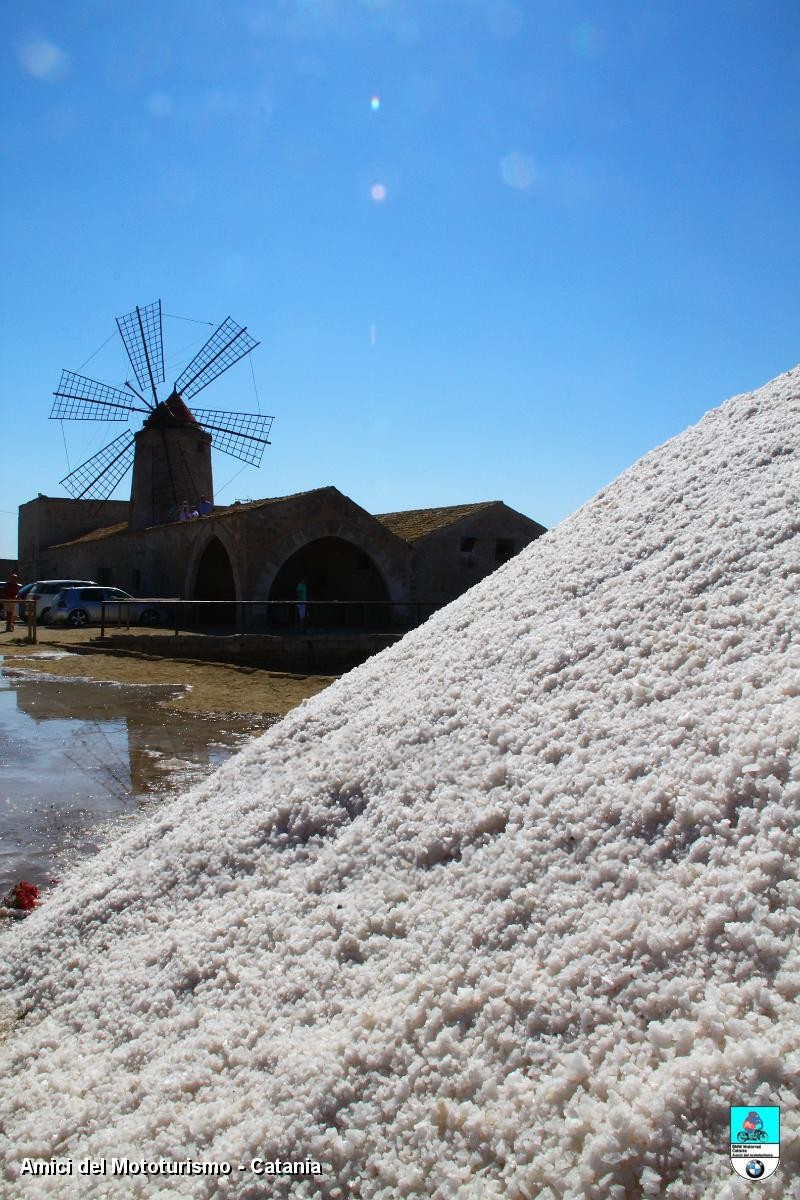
top-left (22, 579), bottom-right (98, 623)
top-left (49, 586), bottom-right (165, 628)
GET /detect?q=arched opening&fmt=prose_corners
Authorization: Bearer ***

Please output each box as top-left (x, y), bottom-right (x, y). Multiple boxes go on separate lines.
top-left (192, 537), bottom-right (236, 626)
top-left (193, 537), bottom-right (236, 600)
top-left (268, 537), bottom-right (390, 629)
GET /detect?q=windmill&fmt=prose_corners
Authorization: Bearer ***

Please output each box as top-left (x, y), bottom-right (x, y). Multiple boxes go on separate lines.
top-left (50, 300), bottom-right (273, 530)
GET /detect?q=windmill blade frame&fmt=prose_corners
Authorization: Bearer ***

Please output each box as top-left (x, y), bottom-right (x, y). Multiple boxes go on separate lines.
top-left (173, 317), bottom-right (259, 401)
top-left (192, 409), bottom-right (274, 467)
top-left (60, 431), bottom-right (136, 500)
top-left (50, 371), bottom-right (146, 422)
top-left (116, 300), bottom-right (164, 405)
top-left (51, 300), bottom-right (270, 509)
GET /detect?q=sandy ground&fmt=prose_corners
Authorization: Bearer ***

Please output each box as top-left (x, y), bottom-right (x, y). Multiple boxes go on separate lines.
top-left (0, 626), bottom-right (335, 716)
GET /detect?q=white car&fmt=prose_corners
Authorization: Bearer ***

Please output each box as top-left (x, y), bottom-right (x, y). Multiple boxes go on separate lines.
top-left (24, 579), bottom-right (98, 623)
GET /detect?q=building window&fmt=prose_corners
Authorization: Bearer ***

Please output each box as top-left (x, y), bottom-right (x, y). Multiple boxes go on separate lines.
top-left (495, 538), bottom-right (515, 564)
top-left (460, 536), bottom-right (476, 554)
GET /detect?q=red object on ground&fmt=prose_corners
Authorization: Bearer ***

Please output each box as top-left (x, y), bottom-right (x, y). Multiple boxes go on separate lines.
top-left (14, 881), bottom-right (40, 911)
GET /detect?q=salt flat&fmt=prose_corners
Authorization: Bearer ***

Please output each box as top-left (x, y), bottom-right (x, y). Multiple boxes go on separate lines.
top-left (1, 369), bottom-right (798, 1199)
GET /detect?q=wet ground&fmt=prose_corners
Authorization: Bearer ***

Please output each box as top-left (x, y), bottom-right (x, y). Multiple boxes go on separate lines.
top-left (0, 654), bottom-right (276, 895)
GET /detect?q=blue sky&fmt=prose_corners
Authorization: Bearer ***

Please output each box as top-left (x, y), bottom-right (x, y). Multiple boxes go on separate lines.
top-left (1, 0), bottom-right (798, 561)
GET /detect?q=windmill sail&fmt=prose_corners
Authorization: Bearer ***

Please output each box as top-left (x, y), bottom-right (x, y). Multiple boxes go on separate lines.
top-left (51, 300), bottom-right (270, 514)
top-left (190, 410), bottom-right (273, 466)
top-left (173, 317), bottom-right (259, 401)
top-left (51, 371), bottom-right (145, 422)
top-left (60, 431), bottom-right (136, 500)
top-left (116, 300), bottom-right (163, 404)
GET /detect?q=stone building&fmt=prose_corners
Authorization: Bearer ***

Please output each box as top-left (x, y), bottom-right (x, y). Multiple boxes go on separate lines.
top-left (18, 496), bottom-right (131, 573)
top-left (19, 490), bottom-right (546, 620)
top-left (376, 501), bottom-right (541, 609)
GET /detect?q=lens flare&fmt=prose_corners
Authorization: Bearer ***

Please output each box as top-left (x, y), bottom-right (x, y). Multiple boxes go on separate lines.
top-left (147, 92), bottom-right (173, 118)
top-left (19, 38), bottom-right (67, 81)
top-left (370, 95), bottom-right (381, 111)
top-left (569, 23), bottom-right (604, 59)
top-left (500, 151), bottom-right (536, 190)
top-left (370, 183), bottom-right (387, 202)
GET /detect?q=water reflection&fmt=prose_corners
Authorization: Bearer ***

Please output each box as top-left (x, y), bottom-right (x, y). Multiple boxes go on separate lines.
top-left (0, 660), bottom-right (275, 893)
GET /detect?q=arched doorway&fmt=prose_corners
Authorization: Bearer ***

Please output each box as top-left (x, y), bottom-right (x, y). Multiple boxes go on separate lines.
top-left (193, 537), bottom-right (236, 626)
top-left (269, 537), bottom-right (390, 629)
top-left (194, 537), bottom-right (236, 599)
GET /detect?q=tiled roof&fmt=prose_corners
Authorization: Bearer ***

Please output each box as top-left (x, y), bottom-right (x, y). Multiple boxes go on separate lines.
top-left (214, 488), bottom-right (328, 514)
top-left (54, 522), bottom-right (129, 547)
top-left (51, 493), bottom-right (539, 548)
top-left (374, 502), bottom-right (500, 542)
top-left (52, 489), bottom-right (331, 545)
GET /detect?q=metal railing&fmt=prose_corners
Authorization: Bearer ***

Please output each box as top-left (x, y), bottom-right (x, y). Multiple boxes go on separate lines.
top-left (97, 598), bottom-right (439, 638)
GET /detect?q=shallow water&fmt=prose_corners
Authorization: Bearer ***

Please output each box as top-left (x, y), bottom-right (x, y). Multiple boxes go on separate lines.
top-left (0, 656), bottom-right (275, 895)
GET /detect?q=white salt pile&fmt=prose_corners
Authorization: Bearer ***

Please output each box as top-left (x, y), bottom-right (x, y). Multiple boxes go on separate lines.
top-left (1, 370), bottom-right (798, 1199)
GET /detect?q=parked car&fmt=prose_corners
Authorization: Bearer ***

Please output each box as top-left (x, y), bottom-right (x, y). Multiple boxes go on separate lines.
top-left (49, 586), bottom-right (166, 628)
top-left (20, 579), bottom-right (98, 624)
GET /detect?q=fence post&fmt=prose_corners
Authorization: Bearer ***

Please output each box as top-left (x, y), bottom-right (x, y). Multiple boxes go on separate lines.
top-left (26, 598), bottom-right (37, 645)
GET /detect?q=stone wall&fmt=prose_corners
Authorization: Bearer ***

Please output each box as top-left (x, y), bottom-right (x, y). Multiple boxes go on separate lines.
top-left (98, 632), bottom-right (401, 674)
top-left (241, 488), bottom-right (412, 603)
top-left (411, 502), bottom-right (545, 606)
top-left (37, 521), bottom-right (199, 598)
top-left (19, 496), bottom-right (130, 581)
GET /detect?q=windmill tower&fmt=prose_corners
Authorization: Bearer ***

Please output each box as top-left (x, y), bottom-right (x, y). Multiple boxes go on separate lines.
top-left (50, 300), bottom-right (273, 529)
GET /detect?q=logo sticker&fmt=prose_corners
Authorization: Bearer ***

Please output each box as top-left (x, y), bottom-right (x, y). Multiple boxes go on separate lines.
top-left (729, 1106), bottom-right (780, 1181)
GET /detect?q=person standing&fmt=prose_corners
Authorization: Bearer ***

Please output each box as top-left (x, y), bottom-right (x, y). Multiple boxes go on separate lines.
top-left (2, 571), bottom-right (20, 632)
top-left (295, 578), bottom-right (308, 629)
top-left (196, 495), bottom-right (214, 516)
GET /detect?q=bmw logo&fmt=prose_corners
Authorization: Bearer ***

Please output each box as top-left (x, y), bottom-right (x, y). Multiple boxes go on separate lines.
top-left (746, 1160), bottom-right (765, 1179)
